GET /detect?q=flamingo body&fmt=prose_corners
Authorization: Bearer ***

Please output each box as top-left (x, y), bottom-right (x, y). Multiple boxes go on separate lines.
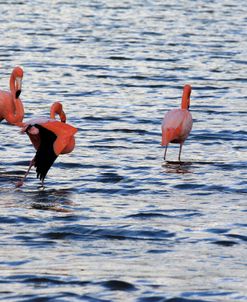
top-left (16, 102), bottom-right (77, 186)
top-left (162, 109), bottom-right (192, 145)
top-left (0, 66), bottom-right (24, 124)
top-left (40, 120), bottom-right (76, 155)
top-left (161, 85), bottom-right (193, 161)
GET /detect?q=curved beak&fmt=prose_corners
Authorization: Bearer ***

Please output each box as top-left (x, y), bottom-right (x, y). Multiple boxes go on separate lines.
top-left (15, 77), bottom-right (22, 98)
top-left (16, 90), bottom-right (21, 98)
top-left (60, 110), bottom-right (66, 123)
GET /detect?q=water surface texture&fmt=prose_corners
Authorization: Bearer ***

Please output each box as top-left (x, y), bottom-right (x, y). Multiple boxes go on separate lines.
top-left (0, 1), bottom-right (246, 301)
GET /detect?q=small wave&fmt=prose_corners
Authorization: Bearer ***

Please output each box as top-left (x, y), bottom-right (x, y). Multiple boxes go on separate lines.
top-left (194, 130), bottom-right (247, 142)
top-left (126, 210), bottom-right (201, 220)
top-left (226, 234), bottom-right (247, 242)
top-left (88, 144), bottom-right (128, 149)
top-left (205, 228), bottom-right (230, 234)
top-left (97, 172), bottom-right (124, 183)
top-left (137, 296), bottom-right (211, 302)
top-left (83, 115), bottom-right (121, 122)
top-left (111, 128), bottom-right (151, 135)
top-left (101, 279), bottom-right (136, 291)
top-left (41, 225), bottom-right (175, 242)
top-left (0, 216), bottom-right (41, 225)
top-left (118, 83), bottom-right (167, 88)
top-left (22, 276), bottom-right (89, 287)
top-left (211, 240), bottom-right (238, 247)
top-left (90, 227), bottom-right (175, 241)
top-left (3, 292), bottom-right (101, 302)
top-left (108, 56), bottom-right (133, 61)
top-left (56, 162), bottom-right (88, 168)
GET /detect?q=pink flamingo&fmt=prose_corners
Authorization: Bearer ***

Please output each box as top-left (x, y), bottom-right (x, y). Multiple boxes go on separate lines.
top-left (0, 66), bottom-right (24, 124)
top-left (16, 102), bottom-right (77, 187)
top-left (161, 85), bottom-right (193, 161)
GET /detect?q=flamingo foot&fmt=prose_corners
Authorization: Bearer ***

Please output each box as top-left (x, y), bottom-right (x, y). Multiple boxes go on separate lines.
top-left (15, 158), bottom-right (35, 188)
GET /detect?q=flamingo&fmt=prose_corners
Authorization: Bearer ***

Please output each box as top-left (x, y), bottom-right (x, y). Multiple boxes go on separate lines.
top-left (0, 66), bottom-right (24, 124)
top-left (161, 84), bottom-right (193, 161)
top-left (16, 102), bottom-right (77, 187)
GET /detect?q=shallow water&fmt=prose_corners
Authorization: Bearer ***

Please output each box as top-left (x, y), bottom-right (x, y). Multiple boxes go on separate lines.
top-left (0, 0), bottom-right (247, 301)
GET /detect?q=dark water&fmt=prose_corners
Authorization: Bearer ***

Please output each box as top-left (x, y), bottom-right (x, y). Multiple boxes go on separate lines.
top-left (0, 1), bottom-right (247, 301)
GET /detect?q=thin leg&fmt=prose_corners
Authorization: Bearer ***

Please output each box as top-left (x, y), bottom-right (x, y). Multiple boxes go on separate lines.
top-left (164, 145), bottom-right (168, 160)
top-left (15, 158), bottom-right (35, 187)
top-left (178, 143), bottom-right (183, 161)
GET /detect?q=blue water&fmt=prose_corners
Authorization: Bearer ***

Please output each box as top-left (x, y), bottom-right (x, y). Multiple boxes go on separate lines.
top-left (0, 1), bottom-right (247, 301)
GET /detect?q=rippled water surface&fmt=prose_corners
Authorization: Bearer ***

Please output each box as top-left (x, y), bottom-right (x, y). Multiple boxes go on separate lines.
top-left (0, 1), bottom-right (247, 301)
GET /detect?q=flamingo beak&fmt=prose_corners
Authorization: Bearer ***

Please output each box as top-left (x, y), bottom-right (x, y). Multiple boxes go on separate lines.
top-left (15, 77), bottom-right (22, 98)
top-left (16, 90), bottom-right (21, 98)
top-left (61, 110), bottom-right (66, 123)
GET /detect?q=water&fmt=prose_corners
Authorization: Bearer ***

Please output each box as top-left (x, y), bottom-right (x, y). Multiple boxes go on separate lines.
top-left (0, 0), bottom-right (246, 301)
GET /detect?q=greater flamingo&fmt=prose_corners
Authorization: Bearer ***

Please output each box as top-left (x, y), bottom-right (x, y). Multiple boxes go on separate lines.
top-left (16, 102), bottom-right (77, 187)
top-left (161, 85), bottom-right (193, 161)
top-left (0, 66), bottom-right (24, 124)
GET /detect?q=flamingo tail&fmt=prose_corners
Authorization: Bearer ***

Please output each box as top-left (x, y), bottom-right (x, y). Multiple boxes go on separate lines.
top-left (161, 128), bottom-right (176, 146)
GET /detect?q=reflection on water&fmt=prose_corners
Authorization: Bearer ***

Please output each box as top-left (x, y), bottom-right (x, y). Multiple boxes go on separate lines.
top-left (0, 0), bottom-right (247, 301)
top-left (162, 161), bottom-right (193, 174)
top-left (26, 189), bottom-right (74, 212)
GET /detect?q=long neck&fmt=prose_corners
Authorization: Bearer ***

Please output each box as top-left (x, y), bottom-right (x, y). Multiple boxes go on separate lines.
top-left (6, 98), bottom-right (24, 124)
top-left (181, 85), bottom-right (191, 110)
top-left (7, 72), bottom-right (23, 123)
top-left (9, 72), bottom-right (16, 97)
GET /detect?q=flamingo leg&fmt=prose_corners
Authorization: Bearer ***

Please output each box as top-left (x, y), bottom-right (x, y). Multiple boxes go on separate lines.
top-left (178, 143), bottom-right (183, 161)
top-left (164, 145), bottom-right (168, 160)
top-left (16, 158), bottom-right (35, 187)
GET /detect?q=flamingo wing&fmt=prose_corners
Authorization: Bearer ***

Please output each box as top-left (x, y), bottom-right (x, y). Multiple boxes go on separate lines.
top-left (41, 120), bottom-right (77, 155)
top-left (33, 124), bottom-right (58, 181)
top-left (161, 109), bottom-right (192, 145)
top-left (162, 109), bottom-right (183, 145)
top-left (181, 111), bottom-right (193, 139)
top-left (162, 109), bottom-right (184, 129)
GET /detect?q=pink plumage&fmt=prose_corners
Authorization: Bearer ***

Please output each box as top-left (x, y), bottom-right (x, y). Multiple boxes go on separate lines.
top-left (161, 85), bottom-right (193, 161)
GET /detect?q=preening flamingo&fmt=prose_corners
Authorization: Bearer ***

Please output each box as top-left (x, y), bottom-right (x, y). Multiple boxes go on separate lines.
top-left (0, 66), bottom-right (24, 124)
top-left (16, 102), bottom-right (77, 187)
top-left (161, 85), bottom-right (193, 161)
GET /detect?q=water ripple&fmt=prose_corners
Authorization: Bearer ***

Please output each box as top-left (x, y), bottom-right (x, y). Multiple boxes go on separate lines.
top-left (0, 0), bottom-right (247, 301)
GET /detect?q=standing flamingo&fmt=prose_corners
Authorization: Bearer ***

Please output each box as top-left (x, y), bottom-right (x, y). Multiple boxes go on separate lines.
top-left (161, 85), bottom-right (193, 161)
top-left (0, 66), bottom-right (24, 124)
top-left (16, 102), bottom-right (77, 187)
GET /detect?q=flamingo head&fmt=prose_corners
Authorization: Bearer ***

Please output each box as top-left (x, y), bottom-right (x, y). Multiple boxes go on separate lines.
top-left (50, 102), bottom-right (67, 123)
top-left (22, 124), bottom-right (39, 135)
top-left (13, 66), bottom-right (24, 78)
top-left (12, 66), bottom-right (24, 99)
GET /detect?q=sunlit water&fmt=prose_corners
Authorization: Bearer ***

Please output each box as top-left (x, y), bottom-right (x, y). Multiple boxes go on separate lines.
top-left (0, 1), bottom-right (246, 301)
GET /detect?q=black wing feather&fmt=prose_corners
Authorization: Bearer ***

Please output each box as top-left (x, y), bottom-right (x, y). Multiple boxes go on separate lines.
top-left (34, 124), bottom-right (58, 181)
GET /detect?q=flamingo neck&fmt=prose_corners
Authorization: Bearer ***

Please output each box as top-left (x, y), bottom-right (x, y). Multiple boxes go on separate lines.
top-left (9, 72), bottom-right (16, 98)
top-left (50, 102), bottom-right (66, 123)
top-left (6, 98), bottom-right (24, 124)
top-left (10, 67), bottom-right (23, 99)
top-left (181, 85), bottom-right (191, 110)
top-left (5, 67), bottom-right (24, 124)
